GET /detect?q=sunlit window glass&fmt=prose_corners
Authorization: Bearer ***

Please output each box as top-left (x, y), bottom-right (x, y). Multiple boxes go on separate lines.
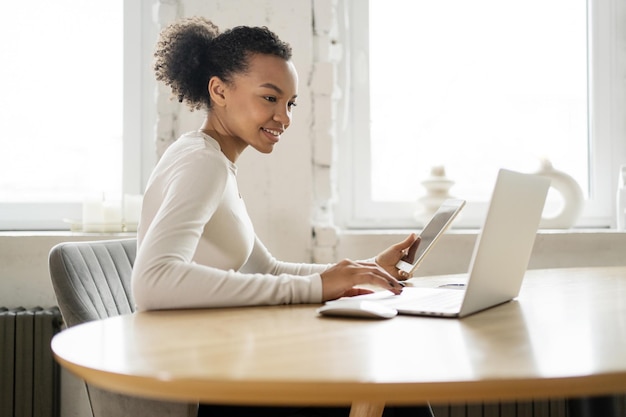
top-left (0, 1), bottom-right (123, 203)
top-left (369, 0), bottom-right (587, 202)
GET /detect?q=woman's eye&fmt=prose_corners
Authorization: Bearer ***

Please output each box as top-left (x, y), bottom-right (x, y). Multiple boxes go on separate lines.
top-left (263, 96), bottom-right (296, 109)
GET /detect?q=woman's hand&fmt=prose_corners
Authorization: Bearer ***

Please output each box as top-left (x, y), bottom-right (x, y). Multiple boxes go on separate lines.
top-left (375, 233), bottom-right (420, 280)
top-left (320, 259), bottom-right (404, 302)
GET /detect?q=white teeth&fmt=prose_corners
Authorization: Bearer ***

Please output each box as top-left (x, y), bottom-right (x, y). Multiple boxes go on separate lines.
top-left (263, 128), bottom-right (281, 136)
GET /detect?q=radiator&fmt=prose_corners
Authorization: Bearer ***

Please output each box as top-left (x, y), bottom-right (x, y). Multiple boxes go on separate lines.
top-left (431, 399), bottom-right (567, 417)
top-left (0, 306), bottom-right (62, 417)
top-left (435, 396), bottom-right (626, 417)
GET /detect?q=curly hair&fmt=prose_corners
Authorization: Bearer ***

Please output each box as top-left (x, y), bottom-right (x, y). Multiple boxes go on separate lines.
top-left (153, 16), bottom-right (293, 111)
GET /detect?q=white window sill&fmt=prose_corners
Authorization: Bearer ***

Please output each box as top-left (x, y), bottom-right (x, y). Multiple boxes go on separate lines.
top-left (335, 229), bottom-right (626, 277)
top-left (0, 231), bottom-right (136, 238)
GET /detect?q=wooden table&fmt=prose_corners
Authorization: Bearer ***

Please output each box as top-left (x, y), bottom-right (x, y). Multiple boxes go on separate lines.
top-left (51, 267), bottom-right (626, 417)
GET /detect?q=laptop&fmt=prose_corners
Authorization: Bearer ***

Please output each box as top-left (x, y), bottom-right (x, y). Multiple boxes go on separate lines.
top-left (326, 168), bottom-right (550, 318)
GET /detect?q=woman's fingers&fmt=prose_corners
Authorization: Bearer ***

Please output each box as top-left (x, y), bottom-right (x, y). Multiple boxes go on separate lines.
top-left (321, 259), bottom-right (403, 301)
top-left (374, 234), bottom-right (420, 280)
top-left (354, 261), bottom-right (403, 290)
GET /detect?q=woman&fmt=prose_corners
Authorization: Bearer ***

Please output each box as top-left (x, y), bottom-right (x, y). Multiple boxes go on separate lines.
top-left (132, 17), bottom-right (431, 417)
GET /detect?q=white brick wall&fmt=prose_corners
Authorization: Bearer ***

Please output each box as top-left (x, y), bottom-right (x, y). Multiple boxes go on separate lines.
top-left (310, 0), bottom-right (342, 262)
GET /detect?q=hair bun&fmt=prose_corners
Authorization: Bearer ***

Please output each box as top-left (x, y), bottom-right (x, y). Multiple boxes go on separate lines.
top-left (154, 17), bottom-right (220, 110)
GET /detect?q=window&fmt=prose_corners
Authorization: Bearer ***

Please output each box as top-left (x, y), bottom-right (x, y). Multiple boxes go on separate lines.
top-left (0, 1), bottom-right (154, 230)
top-left (337, 0), bottom-right (626, 229)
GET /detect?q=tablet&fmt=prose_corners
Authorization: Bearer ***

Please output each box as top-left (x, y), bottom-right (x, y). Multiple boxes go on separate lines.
top-left (396, 199), bottom-right (466, 275)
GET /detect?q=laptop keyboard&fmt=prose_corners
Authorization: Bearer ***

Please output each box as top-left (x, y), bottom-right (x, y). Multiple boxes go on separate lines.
top-left (379, 288), bottom-right (465, 311)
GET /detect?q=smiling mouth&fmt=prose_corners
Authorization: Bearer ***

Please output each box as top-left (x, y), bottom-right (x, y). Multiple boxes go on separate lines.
top-left (261, 127), bottom-right (282, 138)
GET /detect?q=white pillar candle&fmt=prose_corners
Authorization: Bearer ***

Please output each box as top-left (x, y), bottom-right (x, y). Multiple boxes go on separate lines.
top-left (123, 194), bottom-right (143, 231)
top-left (102, 198), bottom-right (123, 232)
top-left (82, 195), bottom-right (105, 232)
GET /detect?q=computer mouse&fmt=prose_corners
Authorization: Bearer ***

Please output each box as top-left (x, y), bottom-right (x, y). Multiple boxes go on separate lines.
top-left (316, 300), bottom-right (398, 319)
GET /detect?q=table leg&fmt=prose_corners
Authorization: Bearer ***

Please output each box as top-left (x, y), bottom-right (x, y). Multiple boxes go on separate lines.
top-left (349, 402), bottom-right (385, 417)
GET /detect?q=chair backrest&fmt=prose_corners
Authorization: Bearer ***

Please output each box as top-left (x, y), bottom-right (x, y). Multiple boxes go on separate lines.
top-left (49, 238), bottom-right (197, 417)
top-left (49, 238), bottom-right (137, 327)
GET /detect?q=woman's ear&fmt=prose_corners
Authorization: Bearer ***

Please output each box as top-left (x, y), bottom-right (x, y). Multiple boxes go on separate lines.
top-left (208, 76), bottom-right (227, 107)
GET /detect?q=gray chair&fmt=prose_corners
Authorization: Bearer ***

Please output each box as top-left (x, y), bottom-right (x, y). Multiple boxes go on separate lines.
top-left (49, 238), bottom-right (197, 417)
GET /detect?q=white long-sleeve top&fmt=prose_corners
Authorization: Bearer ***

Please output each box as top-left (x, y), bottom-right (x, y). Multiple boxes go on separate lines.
top-left (132, 131), bottom-right (327, 311)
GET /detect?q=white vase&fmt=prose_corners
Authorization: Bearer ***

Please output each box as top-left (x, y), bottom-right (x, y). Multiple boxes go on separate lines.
top-left (415, 166), bottom-right (455, 223)
top-left (534, 159), bottom-right (584, 229)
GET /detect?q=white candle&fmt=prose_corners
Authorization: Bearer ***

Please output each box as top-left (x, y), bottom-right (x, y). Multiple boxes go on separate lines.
top-left (102, 198), bottom-right (123, 232)
top-left (123, 194), bottom-right (143, 231)
top-left (82, 195), bottom-right (105, 232)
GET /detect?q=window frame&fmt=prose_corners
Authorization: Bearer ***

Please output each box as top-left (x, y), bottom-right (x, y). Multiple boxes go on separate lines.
top-left (0, 0), bottom-right (156, 231)
top-left (336, 0), bottom-right (626, 230)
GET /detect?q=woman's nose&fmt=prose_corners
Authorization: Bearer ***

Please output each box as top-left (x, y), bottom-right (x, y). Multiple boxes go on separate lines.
top-left (273, 106), bottom-right (291, 126)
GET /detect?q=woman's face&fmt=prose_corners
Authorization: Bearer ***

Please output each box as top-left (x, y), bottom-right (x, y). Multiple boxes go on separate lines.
top-left (220, 53), bottom-right (298, 155)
